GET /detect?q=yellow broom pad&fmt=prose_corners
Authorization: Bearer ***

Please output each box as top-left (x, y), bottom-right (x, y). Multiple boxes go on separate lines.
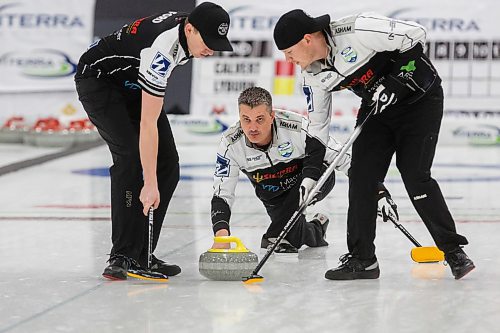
top-left (411, 247), bottom-right (445, 263)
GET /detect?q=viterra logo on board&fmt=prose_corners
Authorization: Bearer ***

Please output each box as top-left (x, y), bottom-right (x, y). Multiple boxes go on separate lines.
top-left (453, 125), bottom-right (500, 145)
top-left (0, 49), bottom-right (77, 77)
top-left (227, 6), bottom-right (279, 31)
top-left (0, 3), bottom-right (85, 29)
top-left (387, 8), bottom-right (480, 32)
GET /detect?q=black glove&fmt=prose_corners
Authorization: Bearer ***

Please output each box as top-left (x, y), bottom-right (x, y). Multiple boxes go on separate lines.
top-left (371, 84), bottom-right (397, 114)
top-left (377, 190), bottom-right (399, 222)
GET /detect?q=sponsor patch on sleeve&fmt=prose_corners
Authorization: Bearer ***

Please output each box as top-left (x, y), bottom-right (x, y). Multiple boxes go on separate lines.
top-left (150, 52), bottom-right (171, 77)
top-left (303, 85), bottom-right (314, 112)
top-left (215, 154), bottom-right (230, 177)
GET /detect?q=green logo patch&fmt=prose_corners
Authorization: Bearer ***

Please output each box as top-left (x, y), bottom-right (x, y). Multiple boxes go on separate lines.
top-left (400, 60), bottom-right (416, 72)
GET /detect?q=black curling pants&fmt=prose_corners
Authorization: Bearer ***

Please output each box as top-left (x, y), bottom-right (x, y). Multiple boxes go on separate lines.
top-left (75, 77), bottom-right (179, 267)
top-left (347, 85), bottom-right (468, 259)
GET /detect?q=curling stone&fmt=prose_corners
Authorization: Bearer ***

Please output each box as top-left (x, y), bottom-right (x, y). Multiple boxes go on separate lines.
top-left (199, 236), bottom-right (258, 281)
top-left (0, 116), bottom-right (28, 143)
top-left (67, 119), bottom-right (102, 144)
top-left (23, 117), bottom-right (75, 148)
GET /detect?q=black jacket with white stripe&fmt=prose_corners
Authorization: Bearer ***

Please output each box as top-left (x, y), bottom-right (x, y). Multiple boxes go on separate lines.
top-left (211, 110), bottom-right (350, 234)
top-left (302, 13), bottom-right (441, 144)
top-left (75, 11), bottom-right (191, 98)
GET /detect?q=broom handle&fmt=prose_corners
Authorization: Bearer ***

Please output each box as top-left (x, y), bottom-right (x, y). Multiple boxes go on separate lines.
top-left (387, 215), bottom-right (422, 247)
top-left (148, 207), bottom-right (154, 270)
top-left (250, 108), bottom-right (375, 277)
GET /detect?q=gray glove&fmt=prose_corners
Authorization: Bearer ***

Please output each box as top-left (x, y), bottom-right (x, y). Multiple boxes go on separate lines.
top-left (299, 177), bottom-right (317, 206)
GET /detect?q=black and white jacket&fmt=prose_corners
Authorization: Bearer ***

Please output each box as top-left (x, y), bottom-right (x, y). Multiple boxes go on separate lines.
top-left (302, 13), bottom-right (441, 144)
top-left (76, 11), bottom-right (191, 97)
top-left (211, 110), bottom-right (350, 233)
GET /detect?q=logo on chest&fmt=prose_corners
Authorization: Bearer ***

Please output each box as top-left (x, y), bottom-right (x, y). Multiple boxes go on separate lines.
top-left (340, 68), bottom-right (374, 89)
top-left (398, 60), bottom-right (417, 80)
top-left (277, 142), bottom-right (294, 158)
top-left (340, 46), bottom-right (357, 63)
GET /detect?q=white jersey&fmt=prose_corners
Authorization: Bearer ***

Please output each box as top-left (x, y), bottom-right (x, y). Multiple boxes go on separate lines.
top-left (211, 110), bottom-right (350, 232)
top-left (302, 13), bottom-right (440, 144)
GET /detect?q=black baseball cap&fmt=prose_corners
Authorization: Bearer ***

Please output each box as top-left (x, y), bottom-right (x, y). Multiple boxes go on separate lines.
top-left (188, 2), bottom-right (233, 52)
top-left (273, 9), bottom-right (330, 50)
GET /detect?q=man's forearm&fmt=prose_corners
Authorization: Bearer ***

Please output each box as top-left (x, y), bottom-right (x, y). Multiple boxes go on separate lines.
top-left (139, 90), bottom-right (164, 185)
top-left (303, 135), bottom-right (326, 180)
top-left (139, 121), bottom-right (159, 185)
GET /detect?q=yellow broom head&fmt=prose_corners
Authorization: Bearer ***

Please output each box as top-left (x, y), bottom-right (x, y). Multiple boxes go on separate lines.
top-left (411, 247), bottom-right (445, 263)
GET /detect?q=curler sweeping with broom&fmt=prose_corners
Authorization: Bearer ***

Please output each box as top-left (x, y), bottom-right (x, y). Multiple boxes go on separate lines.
top-left (210, 87), bottom-right (397, 253)
top-left (273, 10), bottom-right (474, 280)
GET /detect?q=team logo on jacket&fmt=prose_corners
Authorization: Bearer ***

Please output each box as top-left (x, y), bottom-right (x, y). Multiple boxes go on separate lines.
top-left (340, 46), bottom-right (357, 63)
top-left (277, 142), bottom-right (294, 158)
top-left (215, 154), bottom-right (230, 177)
top-left (398, 60), bottom-right (417, 79)
top-left (150, 52), bottom-right (171, 77)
